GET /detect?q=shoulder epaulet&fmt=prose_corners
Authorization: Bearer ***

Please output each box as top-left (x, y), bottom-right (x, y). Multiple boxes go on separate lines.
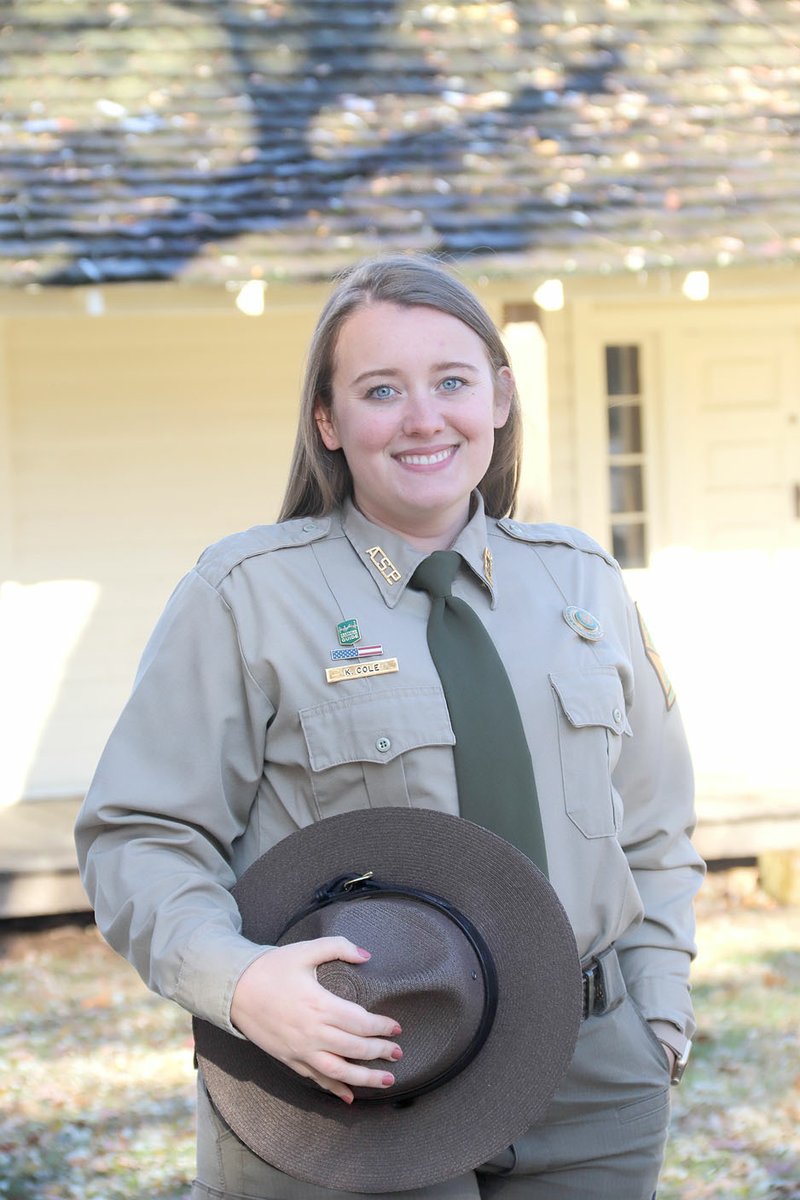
top-left (495, 518), bottom-right (620, 570)
top-left (194, 516), bottom-right (332, 589)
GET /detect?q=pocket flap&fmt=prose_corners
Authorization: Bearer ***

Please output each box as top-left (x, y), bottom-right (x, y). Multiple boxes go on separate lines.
top-left (550, 668), bottom-right (632, 735)
top-left (300, 686), bottom-right (455, 771)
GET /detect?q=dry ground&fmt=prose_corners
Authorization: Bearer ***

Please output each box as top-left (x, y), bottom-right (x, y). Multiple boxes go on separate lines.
top-left (660, 868), bottom-right (799, 1200)
top-left (0, 867), bottom-right (798, 1199)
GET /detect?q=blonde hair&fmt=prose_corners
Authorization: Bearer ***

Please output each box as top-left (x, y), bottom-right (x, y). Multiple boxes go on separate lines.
top-left (278, 255), bottom-right (522, 521)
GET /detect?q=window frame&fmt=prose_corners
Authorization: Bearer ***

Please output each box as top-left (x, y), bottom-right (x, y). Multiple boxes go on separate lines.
top-left (605, 343), bottom-right (649, 568)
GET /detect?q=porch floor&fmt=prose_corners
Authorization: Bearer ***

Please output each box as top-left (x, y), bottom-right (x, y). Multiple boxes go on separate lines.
top-left (0, 797), bottom-right (88, 918)
top-left (1, 793), bottom-right (799, 919)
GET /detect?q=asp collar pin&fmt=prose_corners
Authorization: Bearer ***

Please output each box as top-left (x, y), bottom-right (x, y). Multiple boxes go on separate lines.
top-left (563, 606), bottom-right (604, 641)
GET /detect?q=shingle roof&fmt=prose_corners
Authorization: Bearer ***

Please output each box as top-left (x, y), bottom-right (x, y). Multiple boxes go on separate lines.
top-left (4, 0), bottom-right (800, 286)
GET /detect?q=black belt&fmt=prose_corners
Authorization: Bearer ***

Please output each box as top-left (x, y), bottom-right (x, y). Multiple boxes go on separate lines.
top-left (581, 953), bottom-right (612, 1019)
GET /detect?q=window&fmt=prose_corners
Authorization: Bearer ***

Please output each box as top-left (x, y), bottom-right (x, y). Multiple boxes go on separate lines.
top-left (605, 345), bottom-right (648, 567)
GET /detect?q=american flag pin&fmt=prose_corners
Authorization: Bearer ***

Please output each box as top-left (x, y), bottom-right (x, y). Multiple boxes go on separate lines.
top-left (330, 645), bottom-right (384, 661)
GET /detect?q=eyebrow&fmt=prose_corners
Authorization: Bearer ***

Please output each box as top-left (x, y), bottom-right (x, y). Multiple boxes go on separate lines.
top-left (351, 361), bottom-right (480, 386)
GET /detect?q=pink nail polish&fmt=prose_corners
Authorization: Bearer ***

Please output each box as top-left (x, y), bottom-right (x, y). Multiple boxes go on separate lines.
top-left (391, 1047), bottom-right (403, 1061)
top-left (382, 1073), bottom-right (395, 1087)
top-left (356, 947), bottom-right (371, 959)
top-left (391, 1023), bottom-right (402, 1035)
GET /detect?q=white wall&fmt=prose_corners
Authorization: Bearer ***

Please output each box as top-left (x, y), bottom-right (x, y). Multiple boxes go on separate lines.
top-left (1, 294), bottom-right (318, 804)
top-left (562, 289), bottom-right (800, 811)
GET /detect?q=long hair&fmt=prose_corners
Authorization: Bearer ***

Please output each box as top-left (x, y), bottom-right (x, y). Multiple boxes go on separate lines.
top-left (278, 255), bottom-right (522, 521)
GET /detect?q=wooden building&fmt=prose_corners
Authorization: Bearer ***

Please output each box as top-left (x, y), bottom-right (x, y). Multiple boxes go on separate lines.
top-left (1, 1), bottom-right (799, 909)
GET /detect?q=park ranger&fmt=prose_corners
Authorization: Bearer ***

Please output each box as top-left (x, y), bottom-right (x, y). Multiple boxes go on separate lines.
top-left (76, 254), bottom-right (704, 1200)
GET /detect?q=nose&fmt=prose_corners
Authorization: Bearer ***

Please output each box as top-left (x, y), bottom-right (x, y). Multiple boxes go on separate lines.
top-left (401, 391), bottom-right (446, 437)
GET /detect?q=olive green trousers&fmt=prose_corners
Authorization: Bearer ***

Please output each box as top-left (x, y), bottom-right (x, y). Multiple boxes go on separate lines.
top-left (191, 993), bottom-right (671, 1200)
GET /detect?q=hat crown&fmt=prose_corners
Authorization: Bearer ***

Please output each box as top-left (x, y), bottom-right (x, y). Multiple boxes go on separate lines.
top-left (284, 893), bottom-right (487, 1100)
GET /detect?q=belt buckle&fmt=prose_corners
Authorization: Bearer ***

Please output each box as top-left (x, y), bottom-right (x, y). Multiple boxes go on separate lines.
top-left (583, 961), bottom-right (598, 1018)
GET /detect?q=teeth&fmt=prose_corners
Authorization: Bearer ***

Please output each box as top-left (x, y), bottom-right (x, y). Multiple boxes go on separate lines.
top-left (398, 449), bottom-right (453, 465)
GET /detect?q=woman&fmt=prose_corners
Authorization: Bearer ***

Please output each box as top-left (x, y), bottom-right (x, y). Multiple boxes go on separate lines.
top-left (75, 254), bottom-right (704, 1199)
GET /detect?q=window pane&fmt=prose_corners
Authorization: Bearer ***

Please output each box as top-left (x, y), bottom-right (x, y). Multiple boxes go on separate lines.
top-left (606, 345), bottom-right (640, 396)
top-left (609, 464), bottom-right (644, 513)
top-left (612, 522), bottom-right (647, 568)
top-left (608, 404), bottom-right (642, 454)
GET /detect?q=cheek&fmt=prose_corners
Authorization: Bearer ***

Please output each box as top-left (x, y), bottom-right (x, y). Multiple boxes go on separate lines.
top-left (461, 397), bottom-right (503, 442)
top-left (337, 410), bottom-right (393, 458)
top-left (361, 419), bottom-right (390, 451)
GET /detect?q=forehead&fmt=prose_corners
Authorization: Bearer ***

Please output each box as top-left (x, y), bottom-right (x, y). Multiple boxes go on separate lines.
top-left (333, 302), bottom-right (489, 371)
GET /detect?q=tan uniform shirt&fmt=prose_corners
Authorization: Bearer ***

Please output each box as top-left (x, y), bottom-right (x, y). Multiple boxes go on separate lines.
top-left (75, 496), bottom-right (704, 1041)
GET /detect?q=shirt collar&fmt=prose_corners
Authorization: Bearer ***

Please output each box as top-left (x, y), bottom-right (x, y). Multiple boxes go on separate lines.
top-left (341, 494), bottom-right (498, 609)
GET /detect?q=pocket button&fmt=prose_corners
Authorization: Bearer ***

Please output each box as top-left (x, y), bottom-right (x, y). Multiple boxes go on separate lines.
top-left (376, 736), bottom-right (392, 753)
top-left (612, 707), bottom-right (623, 725)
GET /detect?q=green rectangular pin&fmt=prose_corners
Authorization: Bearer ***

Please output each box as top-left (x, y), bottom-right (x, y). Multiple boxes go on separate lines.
top-left (337, 618), bottom-right (361, 646)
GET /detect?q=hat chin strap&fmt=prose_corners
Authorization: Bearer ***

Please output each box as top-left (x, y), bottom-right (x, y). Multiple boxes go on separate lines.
top-left (276, 872), bottom-right (500, 1106)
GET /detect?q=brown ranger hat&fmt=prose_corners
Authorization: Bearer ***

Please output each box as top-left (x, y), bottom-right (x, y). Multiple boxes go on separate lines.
top-left (193, 807), bottom-right (583, 1194)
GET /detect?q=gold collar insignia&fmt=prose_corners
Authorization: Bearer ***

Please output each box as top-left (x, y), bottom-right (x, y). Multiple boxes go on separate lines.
top-left (483, 546), bottom-right (494, 587)
top-left (366, 546), bottom-right (402, 585)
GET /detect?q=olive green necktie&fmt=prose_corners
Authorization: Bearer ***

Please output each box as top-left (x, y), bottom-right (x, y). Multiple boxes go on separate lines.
top-left (410, 551), bottom-right (549, 876)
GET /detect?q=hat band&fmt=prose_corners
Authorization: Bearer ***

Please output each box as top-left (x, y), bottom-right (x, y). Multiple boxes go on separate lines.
top-left (276, 871), bottom-right (499, 1105)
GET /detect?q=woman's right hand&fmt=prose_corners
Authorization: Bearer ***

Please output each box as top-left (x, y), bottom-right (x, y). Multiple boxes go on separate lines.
top-left (229, 937), bottom-right (403, 1104)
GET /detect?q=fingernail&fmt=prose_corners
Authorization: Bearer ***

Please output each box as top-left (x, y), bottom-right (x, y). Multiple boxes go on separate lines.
top-left (356, 947), bottom-right (371, 960)
top-left (391, 1023), bottom-right (402, 1035)
top-left (391, 1047), bottom-right (403, 1061)
top-left (342, 1095), bottom-right (353, 1105)
top-left (382, 1073), bottom-right (395, 1087)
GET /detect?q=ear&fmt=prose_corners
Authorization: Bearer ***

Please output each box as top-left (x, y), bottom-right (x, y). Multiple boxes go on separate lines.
top-left (492, 366), bottom-right (514, 429)
top-left (314, 403), bottom-right (341, 451)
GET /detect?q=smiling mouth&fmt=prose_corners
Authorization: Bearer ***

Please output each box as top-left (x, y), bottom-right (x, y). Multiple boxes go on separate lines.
top-left (395, 447), bottom-right (457, 466)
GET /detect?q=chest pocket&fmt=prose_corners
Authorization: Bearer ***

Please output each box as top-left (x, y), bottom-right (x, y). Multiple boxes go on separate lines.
top-left (299, 687), bottom-right (455, 818)
top-left (550, 668), bottom-right (632, 839)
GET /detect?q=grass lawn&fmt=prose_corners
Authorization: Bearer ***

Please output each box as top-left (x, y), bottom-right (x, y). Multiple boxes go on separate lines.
top-left (0, 867), bottom-right (798, 1199)
top-left (661, 869), bottom-right (800, 1199)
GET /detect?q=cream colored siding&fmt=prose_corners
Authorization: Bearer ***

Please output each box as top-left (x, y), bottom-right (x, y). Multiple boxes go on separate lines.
top-left (2, 302), bottom-right (316, 803)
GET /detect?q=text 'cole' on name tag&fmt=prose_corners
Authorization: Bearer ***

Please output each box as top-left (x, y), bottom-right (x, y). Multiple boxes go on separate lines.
top-left (326, 657), bottom-right (399, 684)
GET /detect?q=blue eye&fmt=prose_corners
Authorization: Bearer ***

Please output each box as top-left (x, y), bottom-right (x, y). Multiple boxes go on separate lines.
top-left (368, 384), bottom-right (396, 400)
top-left (440, 377), bottom-right (464, 392)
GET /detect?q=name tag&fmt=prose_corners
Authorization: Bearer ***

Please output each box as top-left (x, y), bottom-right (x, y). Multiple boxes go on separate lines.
top-left (326, 657), bottom-right (399, 684)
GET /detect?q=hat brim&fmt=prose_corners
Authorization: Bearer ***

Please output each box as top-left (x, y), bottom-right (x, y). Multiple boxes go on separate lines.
top-left (194, 807), bottom-right (582, 1193)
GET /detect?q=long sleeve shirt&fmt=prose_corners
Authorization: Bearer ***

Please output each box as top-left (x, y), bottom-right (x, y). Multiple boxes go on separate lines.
top-left (75, 495), bottom-right (704, 1040)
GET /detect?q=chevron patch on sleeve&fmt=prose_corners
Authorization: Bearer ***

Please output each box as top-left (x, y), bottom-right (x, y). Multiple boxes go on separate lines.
top-left (636, 604), bottom-right (676, 711)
